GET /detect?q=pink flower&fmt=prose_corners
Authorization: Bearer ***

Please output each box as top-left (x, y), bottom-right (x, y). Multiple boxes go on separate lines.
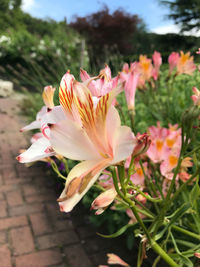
top-left (20, 85), bottom-right (56, 132)
top-left (80, 65), bottom-right (119, 98)
top-left (17, 106), bottom-right (65, 163)
top-left (191, 87), bottom-right (200, 106)
top-left (168, 52), bottom-right (179, 74)
top-left (132, 133), bottom-right (151, 157)
top-left (120, 63), bottom-right (139, 110)
top-left (130, 161), bottom-right (148, 188)
top-left (152, 51), bottom-right (162, 80)
top-left (107, 253), bottom-right (130, 267)
top-left (147, 122), bottom-right (181, 164)
top-left (49, 71), bottom-right (136, 212)
top-left (136, 55), bottom-right (153, 88)
top-left (176, 51), bottom-right (196, 75)
top-left (42, 85), bottom-right (56, 110)
top-left (160, 149), bottom-right (180, 180)
top-left (91, 187), bottom-right (117, 215)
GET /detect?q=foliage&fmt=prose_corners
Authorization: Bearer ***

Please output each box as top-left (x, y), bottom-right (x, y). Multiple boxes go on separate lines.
top-left (70, 6), bottom-right (144, 68)
top-left (0, 2), bottom-right (89, 90)
top-left (160, 0), bottom-right (200, 32)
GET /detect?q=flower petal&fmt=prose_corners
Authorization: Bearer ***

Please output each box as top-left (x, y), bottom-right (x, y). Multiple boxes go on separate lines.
top-left (58, 159), bottom-right (109, 212)
top-left (50, 117), bottom-right (101, 160)
top-left (112, 126), bottom-right (136, 164)
top-left (17, 137), bottom-right (55, 163)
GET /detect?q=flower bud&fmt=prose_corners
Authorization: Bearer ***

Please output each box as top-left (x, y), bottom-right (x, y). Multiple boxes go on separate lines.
top-left (107, 253), bottom-right (130, 267)
top-left (42, 85), bottom-right (55, 110)
top-left (194, 252), bottom-right (200, 258)
top-left (91, 187), bottom-right (117, 215)
top-left (132, 133), bottom-right (151, 157)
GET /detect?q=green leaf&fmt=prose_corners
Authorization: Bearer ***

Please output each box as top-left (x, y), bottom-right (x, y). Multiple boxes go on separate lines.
top-left (155, 204), bottom-right (191, 241)
top-left (167, 203), bottom-right (191, 226)
top-left (126, 232), bottom-right (135, 250)
top-left (97, 223), bottom-right (136, 238)
top-left (190, 181), bottom-right (200, 207)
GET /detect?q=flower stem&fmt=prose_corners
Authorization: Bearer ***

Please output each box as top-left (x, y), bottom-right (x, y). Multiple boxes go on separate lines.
top-left (171, 225), bottom-right (200, 241)
top-left (110, 167), bottom-right (178, 267)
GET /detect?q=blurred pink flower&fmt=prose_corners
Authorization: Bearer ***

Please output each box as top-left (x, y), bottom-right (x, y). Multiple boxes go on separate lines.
top-left (152, 51), bottom-right (162, 80)
top-left (191, 87), bottom-right (200, 106)
top-left (176, 51), bottom-right (196, 75)
top-left (120, 63), bottom-right (139, 110)
top-left (168, 52), bottom-right (179, 74)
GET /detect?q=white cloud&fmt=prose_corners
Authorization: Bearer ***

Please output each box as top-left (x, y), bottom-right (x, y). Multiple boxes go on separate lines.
top-left (22, 0), bottom-right (35, 12)
top-left (151, 24), bottom-right (200, 37)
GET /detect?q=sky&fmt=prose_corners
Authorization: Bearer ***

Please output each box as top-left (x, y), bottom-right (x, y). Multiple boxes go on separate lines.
top-left (21, 0), bottom-right (196, 35)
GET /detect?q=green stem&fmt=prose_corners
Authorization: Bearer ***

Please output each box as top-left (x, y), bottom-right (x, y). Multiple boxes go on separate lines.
top-left (152, 256), bottom-right (161, 267)
top-left (150, 241), bottom-right (178, 267)
top-left (62, 158), bottom-right (69, 174)
top-left (171, 168), bottom-right (200, 203)
top-left (128, 184), bottom-right (162, 203)
top-left (171, 225), bottom-right (200, 241)
top-left (51, 161), bottom-right (67, 181)
top-left (110, 167), bottom-right (178, 267)
top-left (129, 109), bottom-right (135, 133)
top-left (117, 165), bottom-right (126, 196)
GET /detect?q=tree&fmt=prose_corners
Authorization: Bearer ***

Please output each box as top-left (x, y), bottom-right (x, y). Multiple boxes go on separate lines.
top-left (70, 6), bottom-right (143, 67)
top-left (160, 0), bottom-right (200, 32)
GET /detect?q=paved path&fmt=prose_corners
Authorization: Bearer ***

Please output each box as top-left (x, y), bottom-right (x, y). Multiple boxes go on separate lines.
top-left (0, 96), bottom-right (142, 267)
top-left (0, 96), bottom-right (99, 267)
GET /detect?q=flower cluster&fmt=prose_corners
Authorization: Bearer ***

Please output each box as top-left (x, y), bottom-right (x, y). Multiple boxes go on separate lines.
top-left (17, 50), bottom-right (200, 267)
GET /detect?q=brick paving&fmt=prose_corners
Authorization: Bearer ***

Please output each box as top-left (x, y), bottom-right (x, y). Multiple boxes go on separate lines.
top-left (1, 95), bottom-right (166, 267)
top-left (0, 95), bottom-right (136, 267)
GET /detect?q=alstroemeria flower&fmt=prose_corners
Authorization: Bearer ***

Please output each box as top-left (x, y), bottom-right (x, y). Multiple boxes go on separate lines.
top-left (191, 87), bottom-right (200, 106)
top-left (160, 149), bottom-right (180, 180)
top-left (20, 85), bottom-right (56, 132)
top-left (136, 55), bottom-right (153, 88)
top-left (80, 65), bottom-right (119, 98)
top-left (130, 161), bottom-right (148, 188)
top-left (91, 187), bottom-right (117, 215)
top-left (152, 51), bottom-right (162, 80)
top-left (49, 72), bottom-right (136, 212)
top-left (17, 106), bottom-right (65, 163)
top-left (168, 52), bottom-right (179, 74)
top-left (120, 63), bottom-right (139, 110)
top-left (42, 85), bottom-right (55, 110)
top-left (176, 51), bottom-right (196, 75)
top-left (107, 254), bottom-right (130, 267)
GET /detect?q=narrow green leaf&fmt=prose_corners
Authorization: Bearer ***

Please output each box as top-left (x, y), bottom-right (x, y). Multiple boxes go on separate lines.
top-left (97, 223), bottom-right (136, 238)
top-left (190, 181), bottom-right (200, 207)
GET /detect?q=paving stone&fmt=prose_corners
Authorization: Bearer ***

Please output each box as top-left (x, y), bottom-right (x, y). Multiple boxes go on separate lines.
top-left (9, 203), bottom-right (44, 216)
top-left (4, 176), bottom-right (32, 185)
top-left (0, 184), bottom-right (19, 193)
top-left (0, 244), bottom-right (12, 267)
top-left (10, 226), bottom-right (34, 255)
top-left (25, 193), bottom-right (56, 203)
top-left (0, 193), bottom-right (4, 200)
top-left (0, 231), bottom-right (7, 244)
top-left (0, 216), bottom-right (28, 230)
top-left (7, 190), bottom-right (23, 206)
top-left (53, 218), bottom-right (74, 231)
top-left (23, 184), bottom-right (38, 196)
top-left (37, 230), bottom-right (79, 249)
top-left (64, 244), bottom-right (93, 267)
top-left (30, 213), bottom-right (53, 236)
top-left (0, 200), bottom-right (7, 218)
top-left (15, 249), bottom-right (63, 267)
